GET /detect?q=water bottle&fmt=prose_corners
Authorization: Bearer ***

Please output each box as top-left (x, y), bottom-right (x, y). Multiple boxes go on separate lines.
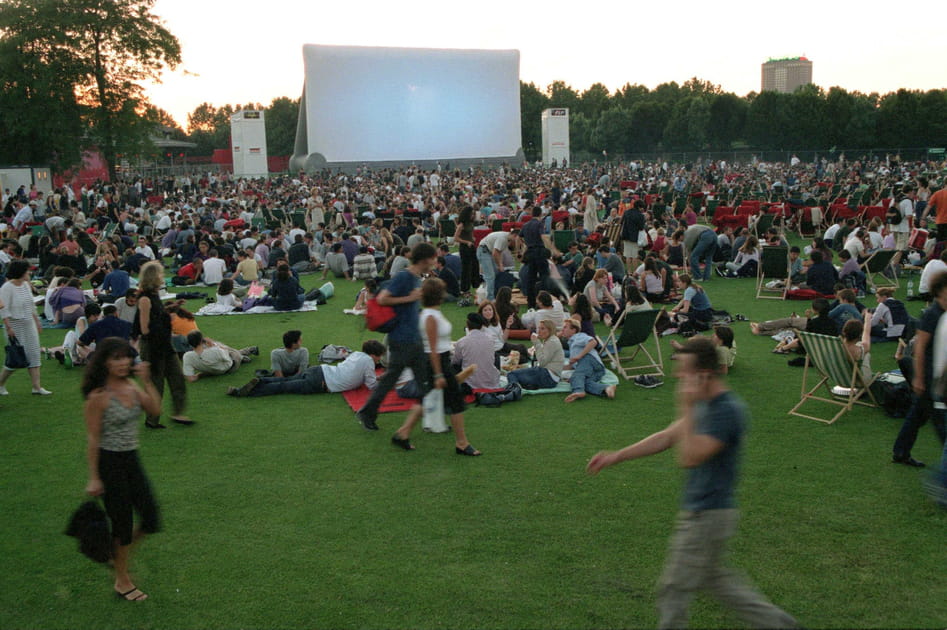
top-left (907, 280), bottom-right (914, 298)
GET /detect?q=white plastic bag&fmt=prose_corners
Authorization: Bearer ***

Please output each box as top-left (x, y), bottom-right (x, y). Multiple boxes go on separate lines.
top-left (422, 388), bottom-right (449, 433)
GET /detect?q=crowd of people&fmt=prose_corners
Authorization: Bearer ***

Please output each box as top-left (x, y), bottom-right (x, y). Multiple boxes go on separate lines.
top-left (2, 154), bottom-right (946, 618)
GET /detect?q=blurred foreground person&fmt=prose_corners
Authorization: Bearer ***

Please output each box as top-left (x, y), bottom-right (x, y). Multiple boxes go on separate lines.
top-left (587, 336), bottom-right (798, 629)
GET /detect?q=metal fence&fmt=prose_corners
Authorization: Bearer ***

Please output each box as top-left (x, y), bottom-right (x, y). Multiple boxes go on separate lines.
top-left (565, 147), bottom-right (940, 167)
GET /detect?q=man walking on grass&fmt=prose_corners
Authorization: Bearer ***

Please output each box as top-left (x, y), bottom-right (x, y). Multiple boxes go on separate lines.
top-left (587, 336), bottom-right (798, 629)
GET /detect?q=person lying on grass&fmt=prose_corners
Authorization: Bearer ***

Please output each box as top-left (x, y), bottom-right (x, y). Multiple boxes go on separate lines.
top-left (228, 340), bottom-right (385, 397)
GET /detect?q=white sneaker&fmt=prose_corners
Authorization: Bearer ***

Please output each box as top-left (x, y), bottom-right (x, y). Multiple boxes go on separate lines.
top-left (31, 388), bottom-right (52, 396)
top-left (0, 386), bottom-right (8, 395)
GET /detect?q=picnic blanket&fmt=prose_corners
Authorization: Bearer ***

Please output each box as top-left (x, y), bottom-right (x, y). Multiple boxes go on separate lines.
top-left (195, 301), bottom-right (319, 316)
top-left (518, 368), bottom-right (620, 395)
top-left (341, 368), bottom-right (620, 412)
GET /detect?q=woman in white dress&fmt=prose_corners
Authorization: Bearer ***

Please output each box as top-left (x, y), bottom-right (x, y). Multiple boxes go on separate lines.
top-left (0, 260), bottom-right (51, 395)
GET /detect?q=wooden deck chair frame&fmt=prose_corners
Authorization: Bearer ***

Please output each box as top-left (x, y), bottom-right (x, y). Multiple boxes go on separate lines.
top-left (788, 332), bottom-right (879, 424)
top-left (753, 213), bottom-right (775, 238)
top-left (756, 245), bottom-right (790, 299)
top-left (597, 308), bottom-right (664, 379)
top-left (860, 249), bottom-right (899, 291)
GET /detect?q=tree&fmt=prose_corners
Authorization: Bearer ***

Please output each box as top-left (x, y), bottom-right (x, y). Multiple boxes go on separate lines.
top-left (0, 32), bottom-right (83, 167)
top-left (0, 0), bottom-right (181, 178)
top-left (591, 107), bottom-right (633, 155)
top-left (707, 93), bottom-right (747, 150)
top-left (519, 81), bottom-right (548, 161)
top-left (578, 82), bottom-right (611, 120)
top-left (265, 96), bottom-right (299, 157)
top-left (569, 112), bottom-right (594, 155)
top-left (547, 80), bottom-right (581, 112)
top-left (187, 102), bottom-right (233, 155)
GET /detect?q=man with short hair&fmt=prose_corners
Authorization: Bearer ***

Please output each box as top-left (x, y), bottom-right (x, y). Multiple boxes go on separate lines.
top-left (587, 336), bottom-right (798, 629)
top-left (356, 242), bottom-right (438, 435)
top-left (270, 330), bottom-right (309, 377)
top-left (182, 330), bottom-right (256, 382)
top-left (451, 313), bottom-right (501, 390)
top-left (202, 249), bottom-right (226, 285)
top-left (476, 229), bottom-right (519, 300)
top-left (922, 185), bottom-right (947, 241)
top-left (230, 340), bottom-right (385, 397)
top-left (323, 242), bottom-right (351, 280)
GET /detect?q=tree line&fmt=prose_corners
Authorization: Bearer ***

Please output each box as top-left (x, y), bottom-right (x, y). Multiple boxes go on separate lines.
top-left (2, 0), bottom-right (945, 175)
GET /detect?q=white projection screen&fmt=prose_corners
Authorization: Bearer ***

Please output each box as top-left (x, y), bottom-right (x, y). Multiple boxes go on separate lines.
top-left (290, 45), bottom-right (523, 171)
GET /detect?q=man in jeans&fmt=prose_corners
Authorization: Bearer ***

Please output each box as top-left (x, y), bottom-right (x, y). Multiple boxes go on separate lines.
top-left (587, 337), bottom-right (798, 629)
top-left (476, 229), bottom-right (519, 301)
top-left (683, 224), bottom-right (717, 282)
top-left (355, 242), bottom-right (438, 432)
top-left (892, 271), bottom-right (947, 467)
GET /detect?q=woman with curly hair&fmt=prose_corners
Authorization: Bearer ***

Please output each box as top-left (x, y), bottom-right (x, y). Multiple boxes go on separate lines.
top-left (133, 261), bottom-right (192, 428)
top-left (82, 338), bottom-right (162, 601)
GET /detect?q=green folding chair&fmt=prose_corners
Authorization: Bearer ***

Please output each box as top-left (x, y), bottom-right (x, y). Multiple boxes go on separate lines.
top-left (788, 332), bottom-right (879, 424)
top-left (756, 245), bottom-right (789, 300)
top-left (597, 308), bottom-right (664, 380)
top-left (553, 230), bottom-right (574, 253)
top-left (860, 249), bottom-right (899, 291)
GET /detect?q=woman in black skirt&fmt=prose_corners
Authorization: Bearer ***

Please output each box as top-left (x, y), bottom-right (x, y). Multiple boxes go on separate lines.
top-left (83, 338), bottom-right (162, 601)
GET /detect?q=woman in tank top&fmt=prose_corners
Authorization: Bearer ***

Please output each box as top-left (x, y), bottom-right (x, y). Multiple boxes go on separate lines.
top-left (82, 338), bottom-right (162, 601)
top-left (390, 277), bottom-right (481, 456)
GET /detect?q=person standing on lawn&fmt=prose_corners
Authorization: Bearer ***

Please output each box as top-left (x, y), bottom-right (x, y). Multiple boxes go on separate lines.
top-left (355, 242), bottom-right (437, 432)
top-left (83, 338), bottom-right (162, 601)
top-left (587, 336), bottom-right (798, 629)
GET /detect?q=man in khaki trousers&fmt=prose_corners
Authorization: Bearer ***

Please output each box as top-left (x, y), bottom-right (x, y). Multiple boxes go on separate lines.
top-left (588, 336), bottom-right (798, 629)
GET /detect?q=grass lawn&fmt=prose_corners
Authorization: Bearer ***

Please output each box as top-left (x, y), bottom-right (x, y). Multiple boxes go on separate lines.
top-left (2, 247), bottom-right (945, 629)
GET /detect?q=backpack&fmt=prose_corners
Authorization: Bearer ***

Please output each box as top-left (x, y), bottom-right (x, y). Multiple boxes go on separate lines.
top-left (884, 298), bottom-right (914, 339)
top-left (318, 344), bottom-right (352, 363)
top-left (870, 375), bottom-right (912, 418)
top-left (886, 203), bottom-right (902, 225)
top-left (475, 382), bottom-right (523, 407)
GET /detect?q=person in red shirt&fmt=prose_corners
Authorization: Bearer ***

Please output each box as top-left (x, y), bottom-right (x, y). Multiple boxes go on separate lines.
top-left (172, 258), bottom-right (203, 286)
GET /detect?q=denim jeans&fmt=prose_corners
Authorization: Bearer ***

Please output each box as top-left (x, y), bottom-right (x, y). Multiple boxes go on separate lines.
top-left (476, 246), bottom-right (497, 300)
top-left (570, 354), bottom-right (606, 396)
top-left (249, 366), bottom-right (327, 396)
top-left (507, 367), bottom-right (557, 390)
top-left (689, 229), bottom-right (717, 281)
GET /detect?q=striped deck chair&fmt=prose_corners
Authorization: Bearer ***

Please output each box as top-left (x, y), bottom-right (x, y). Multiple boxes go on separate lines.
top-left (756, 246), bottom-right (789, 300)
top-left (597, 308), bottom-right (664, 379)
top-left (788, 332), bottom-right (879, 424)
top-left (860, 249), bottom-right (899, 291)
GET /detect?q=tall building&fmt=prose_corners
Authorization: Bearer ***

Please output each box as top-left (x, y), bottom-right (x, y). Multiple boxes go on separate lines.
top-left (761, 57), bottom-right (813, 93)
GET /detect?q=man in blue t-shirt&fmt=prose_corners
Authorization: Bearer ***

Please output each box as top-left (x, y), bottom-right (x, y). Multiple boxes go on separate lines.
top-left (587, 337), bottom-right (798, 629)
top-left (355, 242), bottom-right (438, 436)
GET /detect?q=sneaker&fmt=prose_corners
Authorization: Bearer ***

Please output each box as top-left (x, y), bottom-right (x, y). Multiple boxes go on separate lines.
top-left (248, 346), bottom-right (260, 356)
top-left (235, 378), bottom-right (259, 397)
top-left (634, 375), bottom-right (663, 389)
top-left (0, 386), bottom-right (8, 396)
top-left (31, 387), bottom-right (53, 395)
top-left (356, 411), bottom-right (379, 431)
top-left (226, 386), bottom-right (239, 397)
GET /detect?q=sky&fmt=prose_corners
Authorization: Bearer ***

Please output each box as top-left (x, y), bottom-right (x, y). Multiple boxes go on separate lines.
top-left (145, 0), bottom-right (946, 131)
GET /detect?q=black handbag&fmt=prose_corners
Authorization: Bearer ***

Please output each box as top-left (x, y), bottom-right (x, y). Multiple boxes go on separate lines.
top-left (4, 336), bottom-right (28, 369)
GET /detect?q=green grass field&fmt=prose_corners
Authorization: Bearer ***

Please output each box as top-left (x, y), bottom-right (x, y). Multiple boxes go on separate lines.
top-left (2, 253), bottom-right (945, 629)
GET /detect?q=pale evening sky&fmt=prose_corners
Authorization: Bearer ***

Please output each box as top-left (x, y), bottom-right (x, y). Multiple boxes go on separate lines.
top-left (145, 0), bottom-right (946, 131)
